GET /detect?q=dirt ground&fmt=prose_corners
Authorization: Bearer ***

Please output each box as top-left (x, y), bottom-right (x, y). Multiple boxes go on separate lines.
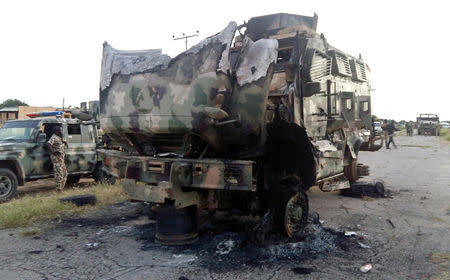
top-left (0, 134), bottom-right (449, 280)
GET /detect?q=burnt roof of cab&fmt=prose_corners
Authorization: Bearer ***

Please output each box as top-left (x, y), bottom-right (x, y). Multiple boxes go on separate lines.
top-left (245, 13), bottom-right (318, 40)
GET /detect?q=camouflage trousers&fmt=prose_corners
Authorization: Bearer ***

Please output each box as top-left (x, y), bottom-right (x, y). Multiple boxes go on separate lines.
top-left (50, 154), bottom-right (67, 190)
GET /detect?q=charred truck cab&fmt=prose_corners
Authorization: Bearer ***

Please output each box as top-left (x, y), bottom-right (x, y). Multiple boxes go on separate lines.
top-left (98, 13), bottom-right (374, 244)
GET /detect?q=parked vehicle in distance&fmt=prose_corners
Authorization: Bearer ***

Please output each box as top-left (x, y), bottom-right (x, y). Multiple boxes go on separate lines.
top-left (417, 114), bottom-right (440, 136)
top-left (373, 121), bottom-right (383, 135)
top-left (440, 122), bottom-right (449, 129)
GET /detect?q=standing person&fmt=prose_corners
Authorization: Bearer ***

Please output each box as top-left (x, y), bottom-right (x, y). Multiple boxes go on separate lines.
top-left (47, 126), bottom-right (67, 191)
top-left (405, 122), bottom-right (410, 136)
top-left (386, 120), bottom-right (398, 149)
top-left (381, 120), bottom-right (389, 148)
top-left (409, 121), bottom-right (414, 136)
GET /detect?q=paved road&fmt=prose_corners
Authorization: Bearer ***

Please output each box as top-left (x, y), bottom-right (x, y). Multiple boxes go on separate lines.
top-left (0, 135), bottom-right (449, 279)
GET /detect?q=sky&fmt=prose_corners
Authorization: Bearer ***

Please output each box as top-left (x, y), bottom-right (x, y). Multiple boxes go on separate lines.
top-left (1, 0), bottom-right (449, 121)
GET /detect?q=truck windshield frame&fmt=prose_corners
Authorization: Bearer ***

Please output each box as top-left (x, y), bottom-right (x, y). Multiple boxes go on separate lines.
top-left (0, 120), bottom-right (40, 142)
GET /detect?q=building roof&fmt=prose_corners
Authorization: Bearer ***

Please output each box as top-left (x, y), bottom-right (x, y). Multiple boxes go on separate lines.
top-left (0, 107), bottom-right (19, 112)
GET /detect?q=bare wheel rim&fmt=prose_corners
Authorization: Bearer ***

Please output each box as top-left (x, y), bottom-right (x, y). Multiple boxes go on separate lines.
top-left (284, 193), bottom-right (304, 238)
top-left (0, 175), bottom-right (12, 198)
top-left (344, 159), bottom-right (358, 182)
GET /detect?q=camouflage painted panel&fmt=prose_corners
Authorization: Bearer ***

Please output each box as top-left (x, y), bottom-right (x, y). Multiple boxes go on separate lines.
top-left (100, 23), bottom-right (278, 153)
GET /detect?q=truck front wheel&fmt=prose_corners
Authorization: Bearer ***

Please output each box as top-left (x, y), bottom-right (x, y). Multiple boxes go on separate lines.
top-left (344, 159), bottom-right (358, 182)
top-left (0, 168), bottom-right (18, 202)
top-left (274, 178), bottom-right (309, 238)
top-left (284, 189), bottom-right (309, 238)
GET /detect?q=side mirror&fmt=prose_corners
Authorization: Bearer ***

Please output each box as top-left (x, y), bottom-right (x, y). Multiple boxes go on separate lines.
top-left (37, 133), bottom-right (47, 143)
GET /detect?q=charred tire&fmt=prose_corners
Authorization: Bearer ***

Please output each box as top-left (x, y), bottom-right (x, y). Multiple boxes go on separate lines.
top-left (0, 168), bottom-right (18, 202)
top-left (65, 176), bottom-right (81, 186)
top-left (274, 178), bottom-right (309, 237)
top-left (155, 204), bottom-right (198, 246)
top-left (59, 194), bottom-right (97, 206)
top-left (344, 159), bottom-right (358, 182)
top-left (284, 189), bottom-right (309, 238)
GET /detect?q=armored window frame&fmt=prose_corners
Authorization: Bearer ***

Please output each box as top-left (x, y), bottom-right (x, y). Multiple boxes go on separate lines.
top-left (339, 92), bottom-right (354, 112)
top-left (360, 101), bottom-right (370, 113)
top-left (67, 124), bottom-right (82, 143)
top-left (42, 123), bottom-right (62, 141)
top-left (81, 124), bottom-right (95, 144)
top-left (274, 47), bottom-right (293, 73)
top-left (343, 98), bottom-right (352, 110)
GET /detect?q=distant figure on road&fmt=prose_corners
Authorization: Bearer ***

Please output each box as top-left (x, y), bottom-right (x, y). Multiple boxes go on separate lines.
top-left (47, 126), bottom-right (67, 191)
top-left (408, 121), bottom-right (414, 136)
top-left (381, 120), bottom-right (389, 148)
top-left (386, 121), bottom-right (398, 149)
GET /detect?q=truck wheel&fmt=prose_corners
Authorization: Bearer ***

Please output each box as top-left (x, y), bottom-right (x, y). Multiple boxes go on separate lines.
top-left (344, 159), bottom-right (358, 182)
top-left (155, 204), bottom-right (198, 245)
top-left (274, 178), bottom-right (308, 237)
top-left (0, 168), bottom-right (18, 202)
top-left (284, 189), bottom-right (309, 238)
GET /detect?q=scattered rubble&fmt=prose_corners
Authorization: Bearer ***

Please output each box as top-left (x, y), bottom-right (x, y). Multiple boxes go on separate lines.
top-left (360, 263), bottom-right (372, 273)
top-left (357, 241), bottom-right (371, 249)
top-left (386, 219), bottom-right (396, 228)
top-left (216, 239), bottom-right (236, 255)
top-left (84, 242), bottom-right (99, 250)
top-left (132, 212), bottom-right (365, 271)
top-left (28, 250), bottom-right (43, 254)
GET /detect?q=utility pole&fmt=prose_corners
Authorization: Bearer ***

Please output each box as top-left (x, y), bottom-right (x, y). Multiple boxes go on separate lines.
top-left (173, 31), bottom-right (199, 51)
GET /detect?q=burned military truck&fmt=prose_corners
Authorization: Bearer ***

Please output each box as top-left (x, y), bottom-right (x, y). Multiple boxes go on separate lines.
top-left (99, 13), bottom-right (373, 244)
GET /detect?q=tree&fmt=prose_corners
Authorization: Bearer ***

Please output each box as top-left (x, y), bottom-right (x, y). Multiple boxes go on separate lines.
top-left (0, 99), bottom-right (28, 109)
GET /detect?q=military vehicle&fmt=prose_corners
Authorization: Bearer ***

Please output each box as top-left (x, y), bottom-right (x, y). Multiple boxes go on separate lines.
top-left (417, 114), bottom-right (440, 135)
top-left (98, 13), bottom-right (374, 244)
top-left (0, 115), bottom-right (110, 202)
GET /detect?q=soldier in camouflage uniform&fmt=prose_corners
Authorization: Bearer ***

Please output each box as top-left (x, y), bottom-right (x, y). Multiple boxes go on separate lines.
top-left (47, 126), bottom-right (67, 190)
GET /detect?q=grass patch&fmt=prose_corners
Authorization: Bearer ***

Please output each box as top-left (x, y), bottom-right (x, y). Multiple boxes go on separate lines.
top-left (440, 128), bottom-right (450, 142)
top-left (0, 183), bottom-right (127, 229)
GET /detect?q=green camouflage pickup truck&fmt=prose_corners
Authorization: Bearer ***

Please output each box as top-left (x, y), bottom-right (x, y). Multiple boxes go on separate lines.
top-left (0, 117), bottom-right (109, 202)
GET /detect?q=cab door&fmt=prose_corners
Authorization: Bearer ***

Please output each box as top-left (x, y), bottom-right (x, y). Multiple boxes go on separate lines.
top-left (80, 124), bottom-right (98, 172)
top-left (65, 123), bottom-right (97, 173)
top-left (28, 122), bottom-right (60, 177)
